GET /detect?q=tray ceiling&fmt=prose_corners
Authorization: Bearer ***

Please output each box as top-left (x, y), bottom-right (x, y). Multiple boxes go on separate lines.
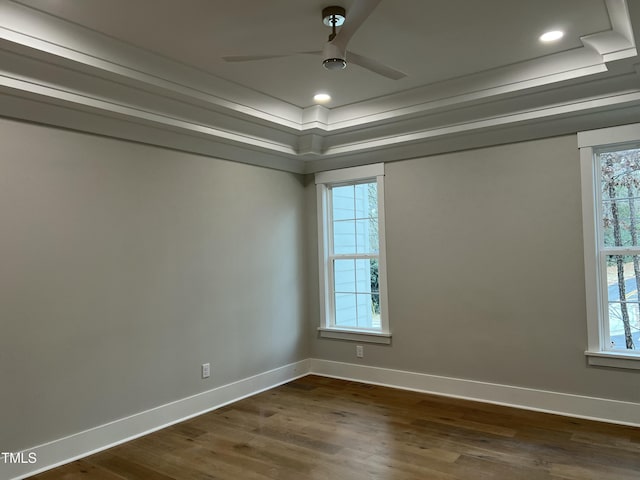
top-left (1, 0), bottom-right (639, 172)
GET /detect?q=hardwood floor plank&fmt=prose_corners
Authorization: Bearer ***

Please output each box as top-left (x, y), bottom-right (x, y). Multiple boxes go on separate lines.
top-left (88, 451), bottom-right (177, 480)
top-left (27, 375), bottom-right (640, 480)
top-left (551, 462), bottom-right (640, 480)
top-left (454, 454), bottom-right (553, 480)
top-left (570, 430), bottom-right (640, 452)
top-left (104, 444), bottom-right (219, 480)
top-left (29, 459), bottom-right (127, 480)
top-left (250, 426), bottom-right (343, 455)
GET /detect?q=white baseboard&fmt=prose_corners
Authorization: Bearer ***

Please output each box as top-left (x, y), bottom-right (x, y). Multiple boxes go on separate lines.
top-left (5, 359), bottom-right (310, 480)
top-left (7, 357), bottom-right (640, 479)
top-left (309, 359), bottom-right (640, 427)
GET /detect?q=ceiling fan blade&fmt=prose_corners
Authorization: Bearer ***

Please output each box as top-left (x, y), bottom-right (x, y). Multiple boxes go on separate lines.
top-left (333, 0), bottom-right (383, 52)
top-left (347, 51), bottom-right (406, 80)
top-left (223, 51), bottom-right (321, 63)
top-left (222, 54), bottom-right (292, 62)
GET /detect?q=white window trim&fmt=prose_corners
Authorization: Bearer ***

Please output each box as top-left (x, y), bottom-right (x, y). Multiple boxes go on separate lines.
top-left (316, 163), bottom-right (391, 344)
top-left (579, 123), bottom-right (640, 369)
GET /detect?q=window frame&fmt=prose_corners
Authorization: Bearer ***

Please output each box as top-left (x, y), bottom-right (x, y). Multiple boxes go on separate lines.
top-left (579, 123), bottom-right (640, 369)
top-left (315, 163), bottom-right (391, 344)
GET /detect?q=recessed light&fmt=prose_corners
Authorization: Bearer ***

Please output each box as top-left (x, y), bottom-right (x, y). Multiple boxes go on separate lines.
top-left (540, 30), bottom-right (564, 42)
top-left (313, 93), bottom-right (331, 104)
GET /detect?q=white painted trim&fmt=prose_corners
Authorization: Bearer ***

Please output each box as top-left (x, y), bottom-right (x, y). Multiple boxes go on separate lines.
top-left (0, 75), bottom-right (297, 156)
top-left (585, 350), bottom-right (640, 369)
top-left (301, 105), bottom-right (330, 131)
top-left (316, 184), bottom-right (330, 332)
top-left (327, 64), bottom-right (610, 131)
top-left (309, 359), bottom-right (640, 427)
top-left (580, 0), bottom-right (637, 64)
top-left (325, 91), bottom-right (640, 157)
top-left (317, 328), bottom-right (392, 344)
top-left (315, 163), bottom-right (384, 184)
top-left (0, 91), bottom-right (304, 174)
top-left (376, 173), bottom-right (390, 334)
top-left (608, 0), bottom-right (636, 45)
top-left (580, 145), bottom-right (602, 353)
top-left (3, 360), bottom-right (310, 480)
top-left (578, 122), bottom-right (640, 147)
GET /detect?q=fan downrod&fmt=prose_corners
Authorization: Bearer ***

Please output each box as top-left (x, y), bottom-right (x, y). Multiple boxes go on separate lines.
top-left (322, 6), bottom-right (347, 70)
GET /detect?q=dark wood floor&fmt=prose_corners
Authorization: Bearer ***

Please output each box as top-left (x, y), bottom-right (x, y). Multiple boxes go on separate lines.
top-left (30, 375), bottom-right (640, 479)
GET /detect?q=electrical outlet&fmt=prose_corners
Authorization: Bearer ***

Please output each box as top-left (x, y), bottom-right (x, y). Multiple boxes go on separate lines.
top-left (356, 345), bottom-right (364, 358)
top-left (201, 363), bottom-right (210, 379)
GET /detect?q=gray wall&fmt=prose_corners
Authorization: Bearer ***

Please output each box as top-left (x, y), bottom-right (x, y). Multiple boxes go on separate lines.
top-left (308, 135), bottom-right (640, 403)
top-left (3, 120), bottom-right (638, 455)
top-left (0, 118), bottom-right (308, 452)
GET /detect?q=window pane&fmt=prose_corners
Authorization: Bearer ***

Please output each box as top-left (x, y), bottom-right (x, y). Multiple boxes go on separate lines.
top-left (334, 293), bottom-right (379, 329)
top-left (355, 259), bottom-right (371, 293)
top-left (354, 183), bottom-right (368, 218)
top-left (369, 259), bottom-right (379, 294)
top-left (333, 220), bottom-right (356, 254)
top-left (335, 293), bottom-right (357, 327)
top-left (370, 293), bottom-right (381, 328)
top-left (354, 258), bottom-right (379, 294)
top-left (366, 182), bottom-right (379, 252)
top-left (355, 294), bottom-right (373, 328)
top-left (332, 185), bottom-right (354, 221)
top-left (366, 182), bottom-right (378, 217)
top-left (334, 259), bottom-right (356, 293)
top-left (599, 149), bottom-right (640, 247)
top-left (605, 255), bottom-right (640, 351)
top-left (356, 219), bottom-right (378, 254)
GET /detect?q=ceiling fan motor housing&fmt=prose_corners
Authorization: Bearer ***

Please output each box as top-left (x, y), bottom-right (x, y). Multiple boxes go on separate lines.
top-left (322, 41), bottom-right (347, 70)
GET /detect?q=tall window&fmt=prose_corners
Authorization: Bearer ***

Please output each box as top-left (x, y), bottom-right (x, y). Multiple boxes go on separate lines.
top-left (598, 148), bottom-right (640, 352)
top-left (580, 123), bottom-right (640, 369)
top-left (315, 164), bottom-right (390, 344)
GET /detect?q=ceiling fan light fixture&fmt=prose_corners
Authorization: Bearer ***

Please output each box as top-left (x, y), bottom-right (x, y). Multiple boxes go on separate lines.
top-left (323, 58), bottom-right (347, 71)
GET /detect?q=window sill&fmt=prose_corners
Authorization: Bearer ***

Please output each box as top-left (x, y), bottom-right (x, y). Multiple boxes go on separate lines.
top-left (318, 327), bottom-right (392, 344)
top-left (585, 350), bottom-right (640, 370)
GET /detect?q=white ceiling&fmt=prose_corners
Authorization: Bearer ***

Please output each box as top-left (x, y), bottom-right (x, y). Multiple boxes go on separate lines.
top-left (1, 0), bottom-right (639, 172)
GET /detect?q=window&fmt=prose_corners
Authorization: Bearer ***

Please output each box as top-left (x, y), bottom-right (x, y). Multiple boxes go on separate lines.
top-left (579, 123), bottom-right (640, 369)
top-left (315, 163), bottom-right (390, 343)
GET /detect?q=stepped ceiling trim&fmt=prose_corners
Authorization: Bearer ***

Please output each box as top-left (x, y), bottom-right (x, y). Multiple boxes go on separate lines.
top-left (0, 0), bottom-right (639, 173)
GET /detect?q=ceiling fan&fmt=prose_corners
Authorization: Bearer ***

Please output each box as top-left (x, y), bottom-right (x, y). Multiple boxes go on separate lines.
top-left (222, 0), bottom-right (406, 80)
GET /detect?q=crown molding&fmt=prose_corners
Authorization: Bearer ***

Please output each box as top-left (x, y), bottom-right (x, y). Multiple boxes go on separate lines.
top-left (581, 0), bottom-right (637, 63)
top-left (0, 90), bottom-right (305, 173)
top-left (0, 0), bottom-right (639, 173)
